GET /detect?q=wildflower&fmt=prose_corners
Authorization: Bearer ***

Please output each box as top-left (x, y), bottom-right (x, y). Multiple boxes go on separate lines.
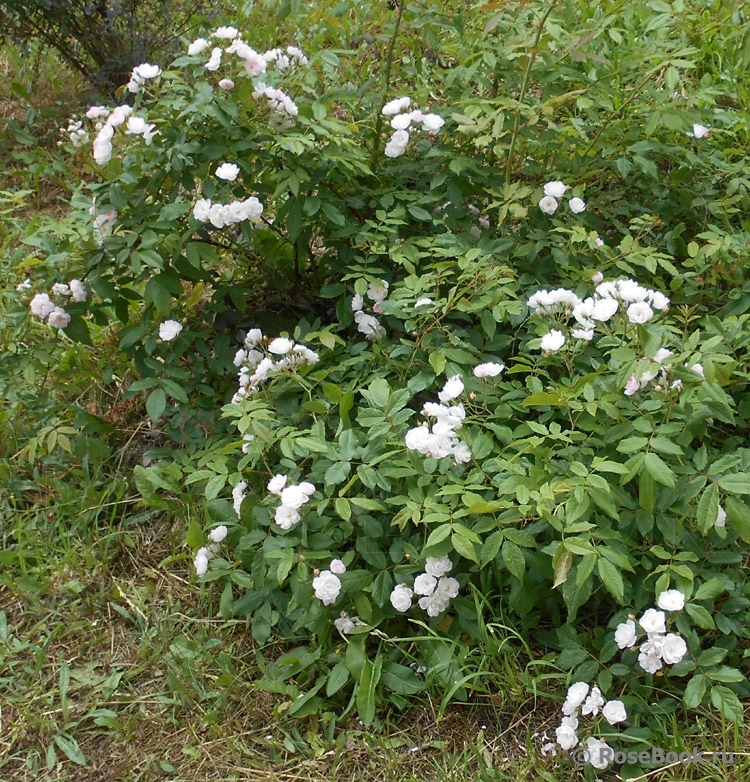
top-left (208, 525), bottom-right (228, 543)
top-left (540, 329), bottom-right (566, 352)
top-left (194, 547), bottom-right (211, 576)
top-left (586, 737), bottom-right (611, 770)
top-left (421, 113), bottom-right (445, 133)
top-left (158, 320), bottom-right (183, 341)
top-left (213, 25), bottom-right (238, 39)
top-left (657, 589), bottom-right (685, 612)
top-left (268, 337), bottom-right (294, 355)
top-left (543, 180), bottom-right (566, 198)
top-left (267, 474), bottom-right (287, 494)
top-left (232, 480), bottom-right (247, 518)
top-left (638, 651), bottom-right (663, 674)
top-left (627, 301), bottom-right (654, 324)
top-left (312, 570), bottom-right (342, 605)
top-left (215, 162), bottom-right (240, 181)
top-left (188, 38), bottom-right (210, 55)
top-left (274, 504), bottom-right (301, 530)
top-left (571, 328), bottom-right (594, 341)
top-left (614, 619), bottom-right (637, 649)
top-left (219, 78), bottom-right (235, 90)
top-left (581, 686), bottom-right (605, 716)
top-left (602, 700), bottom-right (627, 725)
top-left (569, 197), bottom-right (586, 214)
top-left (562, 682), bottom-right (589, 716)
top-left (538, 195), bottom-right (558, 215)
top-left (205, 47), bottom-right (223, 71)
top-left (687, 123), bottom-right (710, 138)
top-left (384, 129), bottom-right (410, 157)
top-left (330, 559), bottom-right (346, 575)
top-left (413, 573), bottom-right (437, 596)
top-left (639, 608), bottom-right (666, 634)
top-left (390, 584), bottom-right (413, 612)
top-left (438, 375), bottom-right (464, 403)
top-left (382, 96), bottom-right (411, 116)
top-left (624, 376), bottom-right (640, 396)
top-left (48, 307), bottom-right (71, 329)
top-left (660, 633), bottom-right (688, 664)
top-left (473, 362), bottom-right (504, 378)
top-left (29, 293), bottom-right (55, 320)
top-left (334, 613), bottom-right (356, 634)
top-left (555, 718), bottom-right (579, 750)
top-left (127, 63), bottom-right (161, 93)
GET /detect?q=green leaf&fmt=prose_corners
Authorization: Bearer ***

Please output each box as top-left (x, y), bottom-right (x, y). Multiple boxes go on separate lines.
top-left (451, 532), bottom-right (478, 563)
top-left (644, 452), bottom-right (676, 488)
top-left (365, 378), bottom-right (390, 408)
top-left (356, 655), bottom-right (382, 726)
top-left (685, 605), bottom-right (714, 632)
top-left (697, 484), bottom-right (720, 534)
top-left (707, 666), bottom-right (746, 683)
top-left (717, 473), bottom-right (750, 494)
top-left (710, 685), bottom-right (744, 723)
top-left (63, 315), bottom-right (92, 345)
top-left (552, 546), bottom-right (573, 588)
top-left (693, 577), bottom-right (725, 601)
top-left (684, 674), bottom-right (706, 709)
top-left (407, 205), bottom-right (433, 221)
top-left (639, 470), bottom-right (657, 514)
top-left (696, 647), bottom-right (728, 667)
top-left (325, 461), bottom-right (351, 487)
top-left (616, 436), bottom-right (649, 454)
top-left (597, 558), bottom-right (624, 603)
top-left (649, 436), bottom-right (683, 456)
top-left (146, 388), bottom-right (167, 422)
top-left (334, 497), bottom-right (351, 521)
top-left (54, 734), bottom-right (86, 766)
top-left (424, 524), bottom-right (452, 549)
top-left (381, 662), bottom-right (424, 695)
top-left (501, 539), bottom-right (525, 580)
top-left (326, 661), bottom-right (350, 697)
top-left (725, 497), bottom-right (750, 543)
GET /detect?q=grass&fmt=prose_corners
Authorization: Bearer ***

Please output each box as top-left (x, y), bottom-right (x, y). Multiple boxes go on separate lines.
top-left (2, 1), bottom-right (750, 779)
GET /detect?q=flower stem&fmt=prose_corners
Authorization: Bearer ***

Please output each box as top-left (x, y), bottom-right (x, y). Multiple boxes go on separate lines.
top-left (371, 0), bottom-right (406, 169)
top-left (504, 0), bottom-right (558, 187)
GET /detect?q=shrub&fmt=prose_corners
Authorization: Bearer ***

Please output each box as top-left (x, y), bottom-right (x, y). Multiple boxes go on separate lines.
top-left (9, 0), bottom-right (750, 774)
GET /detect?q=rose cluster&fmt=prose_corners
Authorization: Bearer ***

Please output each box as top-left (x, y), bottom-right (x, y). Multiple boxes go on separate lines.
top-left (389, 556), bottom-right (460, 617)
top-left (193, 525), bottom-right (228, 576)
top-left (554, 681), bottom-right (627, 769)
top-left (381, 96), bottom-right (445, 157)
top-left (186, 29), bottom-right (306, 130)
top-left (351, 280), bottom-right (389, 341)
top-left (404, 376), bottom-right (472, 464)
top-left (538, 180), bottom-right (586, 215)
top-left (623, 348), bottom-right (704, 397)
top-left (82, 104), bottom-right (157, 166)
top-left (528, 276), bottom-right (670, 353)
top-left (267, 473), bottom-right (316, 530)
top-left (614, 590), bottom-right (688, 674)
top-left (192, 194), bottom-right (264, 229)
top-left (28, 279), bottom-right (87, 330)
top-left (231, 329), bottom-right (319, 404)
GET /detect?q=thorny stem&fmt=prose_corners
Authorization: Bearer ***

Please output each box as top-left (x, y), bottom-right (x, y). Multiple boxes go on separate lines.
top-left (504, 0), bottom-right (558, 187)
top-left (371, 0), bottom-right (406, 169)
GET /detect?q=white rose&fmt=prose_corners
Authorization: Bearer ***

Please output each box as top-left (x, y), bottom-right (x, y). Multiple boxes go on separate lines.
top-left (538, 195), bottom-right (558, 215)
top-left (208, 525), bottom-right (227, 543)
top-left (543, 180), bottom-right (566, 198)
top-left (581, 686), bottom-right (604, 716)
top-left (614, 619), bottom-right (637, 649)
top-left (312, 570), bottom-right (341, 605)
top-left (561, 682), bottom-right (589, 715)
top-left (268, 337), bottom-right (294, 355)
top-left (267, 474), bottom-right (287, 494)
top-left (390, 584), bottom-right (413, 612)
top-left (586, 737), bottom-right (610, 770)
top-left (569, 197), bottom-right (586, 214)
top-left (602, 700), bottom-right (627, 725)
top-left (280, 485), bottom-right (308, 509)
top-left (639, 608), bottom-right (666, 634)
top-left (638, 651), bottom-right (663, 674)
top-left (413, 573), bottom-right (437, 596)
top-left (274, 504), bottom-right (301, 530)
top-left (158, 320), bottom-right (182, 341)
top-left (657, 589), bottom-right (685, 612)
top-left (660, 633), bottom-right (688, 665)
top-left (424, 556), bottom-right (452, 578)
top-left (540, 329), bottom-right (566, 352)
top-left (555, 723), bottom-right (578, 750)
